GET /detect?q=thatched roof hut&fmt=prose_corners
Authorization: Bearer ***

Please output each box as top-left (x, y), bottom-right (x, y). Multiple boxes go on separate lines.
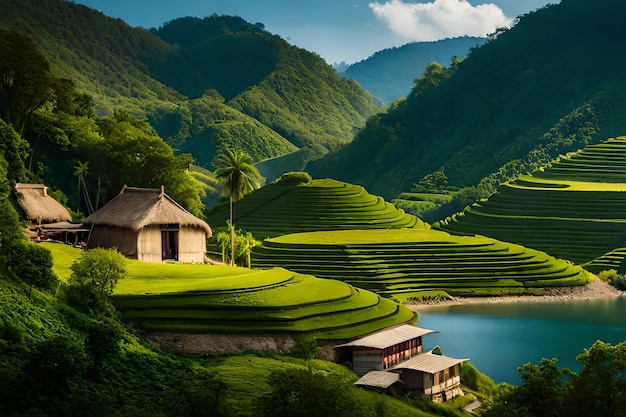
top-left (15, 183), bottom-right (72, 225)
top-left (82, 185), bottom-right (212, 263)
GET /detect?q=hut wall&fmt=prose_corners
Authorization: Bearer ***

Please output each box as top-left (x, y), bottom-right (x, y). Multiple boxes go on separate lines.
top-left (88, 226), bottom-right (138, 258)
top-left (137, 226), bottom-right (163, 262)
top-left (178, 226), bottom-right (207, 263)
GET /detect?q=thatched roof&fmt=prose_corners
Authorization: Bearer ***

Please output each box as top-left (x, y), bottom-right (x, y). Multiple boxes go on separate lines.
top-left (15, 183), bottom-right (72, 224)
top-left (82, 186), bottom-right (212, 236)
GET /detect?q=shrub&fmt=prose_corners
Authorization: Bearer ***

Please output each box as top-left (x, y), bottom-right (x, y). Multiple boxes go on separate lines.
top-left (289, 334), bottom-right (318, 360)
top-left (273, 171), bottom-right (312, 185)
top-left (9, 241), bottom-right (58, 299)
top-left (68, 248), bottom-right (127, 315)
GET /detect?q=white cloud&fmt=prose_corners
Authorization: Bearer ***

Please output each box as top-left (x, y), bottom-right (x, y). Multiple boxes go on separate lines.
top-left (368, 0), bottom-right (513, 41)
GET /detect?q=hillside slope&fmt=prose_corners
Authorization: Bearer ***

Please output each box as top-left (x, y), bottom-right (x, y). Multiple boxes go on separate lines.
top-left (436, 136), bottom-right (626, 272)
top-left (0, 0), bottom-right (377, 170)
top-left (341, 37), bottom-right (485, 105)
top-left (308, 0), bottom-right (626, 199)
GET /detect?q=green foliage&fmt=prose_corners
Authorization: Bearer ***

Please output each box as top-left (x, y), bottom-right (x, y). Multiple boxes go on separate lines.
top-left (459, 362), bottom-right (496, 395)
top-left (68, 247), bottom-right (127, 315)
top-left (215, 148), bottom-right (265, 202)
top-left (402, 391), bottom-right (466, 417)
top-left (260, 367), bottom-right (365, 417)
top-left (273, 171), bottom-right (312, 185)
top-left (0, 119), bottom-right (29, 183)
top-left (8, 241), bottom-right (57, 299)
top-left (0, 198), bottom-right (24, 270)
top-left (289, 334), bottom-right (318, 361)
top-left (483, 358), bottom-right (571, 417)
top-left (309, 0), bottom-right (626, 200)
top-left (214, 227), bottom-right (260, 267)
top-left (598, 269), bottom-right (626, 291)
top-left (0, 28), bottom-right (55, 134)
top-left (566, 340), bottom-right (626, 417)
top-left (83, 317), bottom-right (123, 379)
top-left (29, 334), bottom-right (88, 388)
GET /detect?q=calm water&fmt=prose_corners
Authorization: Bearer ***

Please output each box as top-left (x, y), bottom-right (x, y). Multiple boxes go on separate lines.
top-left (413, 296), bottom-right (626, 384)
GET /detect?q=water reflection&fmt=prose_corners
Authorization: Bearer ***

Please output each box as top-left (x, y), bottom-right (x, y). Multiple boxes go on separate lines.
top-left (413, 297), bottom-right (626, 384)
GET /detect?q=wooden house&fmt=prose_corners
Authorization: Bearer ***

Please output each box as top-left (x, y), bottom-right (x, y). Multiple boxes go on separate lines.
top-left (389, 349), bottom-right (467, 402)
top-left (354, 371), bottom-right (405, 397)
top-left (82, 186), bottom-right (212, 263)
top-left (15, 183), bottom-right (72, 226)
top-left (333, 324), bottom-right (436, 376)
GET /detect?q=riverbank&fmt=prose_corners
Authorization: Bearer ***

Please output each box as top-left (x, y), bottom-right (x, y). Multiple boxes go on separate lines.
top-left (404, 279), bottom-right (623, 310)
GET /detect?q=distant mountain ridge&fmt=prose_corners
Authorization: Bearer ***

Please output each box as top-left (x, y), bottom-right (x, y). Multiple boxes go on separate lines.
top-left (308, 0), bottom-right (626, 200)
top-left (340, 37), bottom-right (485, 105)
top-left (0, 0), bottom-right (377, 174)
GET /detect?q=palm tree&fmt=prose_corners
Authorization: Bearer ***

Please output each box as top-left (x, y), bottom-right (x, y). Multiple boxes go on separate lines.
top-left (215, 149), bottom-right (264, 266)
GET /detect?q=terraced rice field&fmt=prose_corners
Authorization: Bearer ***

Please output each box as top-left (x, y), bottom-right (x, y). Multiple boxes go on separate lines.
top-left (205, 178), bottom-right (426, 239)
top-left (436, 136), bottom-right (626, 272)
top-left (251, 229), bottom-right (592, 300)
top-left (113, 266), bottom-right (416, 339)
top-left (43, 243), bottom-right (415, 339)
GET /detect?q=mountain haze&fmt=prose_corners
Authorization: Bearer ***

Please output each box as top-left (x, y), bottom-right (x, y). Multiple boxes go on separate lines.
top-left (340, 37), bottom-right (485, 105)
top-left (308, 0), bottom-right (626, 200)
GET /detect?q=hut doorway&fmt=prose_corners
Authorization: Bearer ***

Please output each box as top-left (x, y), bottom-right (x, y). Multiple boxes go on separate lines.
top-left (161, 224), bottom-right (179, 261)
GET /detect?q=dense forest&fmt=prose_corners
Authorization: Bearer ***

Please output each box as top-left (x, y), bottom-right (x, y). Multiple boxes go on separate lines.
top-left (340, 37), bottom-right (485, 106)
top-left (0, 0), bottom-right (377, 176)
top-left (309, 0), bottom-right (626, 205)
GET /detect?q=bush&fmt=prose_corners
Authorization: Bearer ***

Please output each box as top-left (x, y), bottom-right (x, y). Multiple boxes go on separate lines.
top-left (68, 248), bottom-right (127, 315)
top-left (273, 171), bottom-right (312, 185)
top-left (9, 241), bottom-right (58, 298)
top-left (289, 334), bottom-right (318, 360)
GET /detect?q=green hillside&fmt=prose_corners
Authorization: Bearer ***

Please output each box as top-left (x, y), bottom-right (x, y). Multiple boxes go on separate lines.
top-left (44, 243), bottom-right (415, 339)
top-left (341, 37), bottom-right (485, 105)
top-left (205, 178), bottom-right (426, 239)
top-left (436, 136), bottom-right (626, 272)
top-left (0, 0), bottom-right (377, 170)
top-left (251, 229), bottom-right (592, 300)
top-left (308, 0), bottom-right (626, 200)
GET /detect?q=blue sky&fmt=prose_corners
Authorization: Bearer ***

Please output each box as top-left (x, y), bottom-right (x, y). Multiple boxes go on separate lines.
top-left (74, 0), bottom-right (555, 64)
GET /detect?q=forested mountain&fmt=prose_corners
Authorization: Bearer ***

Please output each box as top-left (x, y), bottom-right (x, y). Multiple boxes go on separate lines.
top-left (308, 0), bottom-right (626, 200)
top-left (0, 0), bottom-right (377, 171)
top-left (340, 37), bottom-right (485, 105)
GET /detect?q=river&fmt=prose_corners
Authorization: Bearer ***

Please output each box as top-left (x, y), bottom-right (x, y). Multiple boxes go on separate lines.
top-left (413, 296), bottom-right (626, 384)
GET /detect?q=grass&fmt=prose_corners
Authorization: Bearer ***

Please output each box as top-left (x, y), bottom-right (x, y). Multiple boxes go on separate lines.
top-left (252, 228), bottom-right (592, 297)
top-left (42, 242), bottom-right (416, 339)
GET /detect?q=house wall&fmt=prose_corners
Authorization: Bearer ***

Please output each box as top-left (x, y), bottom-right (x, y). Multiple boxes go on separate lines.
top-left (421, 365), bottom-right (462, 401)
top-left (353, 349), bottom-right (383, 376)
top-left (88, 226), bottom-right (138, 258)
top-left (382, 337), bottom-right (423, 369)
top-left (137, 226), bottom-right (162, 262)
top-left (178, 226), bottom-right (207, 263)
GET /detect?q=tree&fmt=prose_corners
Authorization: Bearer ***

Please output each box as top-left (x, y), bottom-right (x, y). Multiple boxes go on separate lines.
top-left (68, 247), bottom-right (127, 315)
top-left (84, 317), bottom-right (123, 380)
top-left (214, 149), bottom-right (264, 265)
top-left (483, 358), bottom-right (571, 417)
top-left (9, 241), bottom-right (57, 300)
top-left (261, 367), bottom-right (363, 417)
top-left (565, 340), bottom-right (626, 417)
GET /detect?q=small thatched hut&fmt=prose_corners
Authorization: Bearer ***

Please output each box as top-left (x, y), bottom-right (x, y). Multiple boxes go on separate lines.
top-left (15, 183), bottom-right (72, 225)
top-left (82, 186), bottom-right (212, 263)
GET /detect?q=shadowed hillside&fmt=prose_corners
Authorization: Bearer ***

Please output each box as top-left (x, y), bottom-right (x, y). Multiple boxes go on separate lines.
top-left (309, 0), bottom-right (626, 199)
top-left (0, 0), bottom-right (377, 170)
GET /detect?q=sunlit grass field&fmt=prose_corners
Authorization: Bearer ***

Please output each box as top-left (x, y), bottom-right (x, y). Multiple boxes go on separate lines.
top-left (42, 242), bottom-right (415, 338)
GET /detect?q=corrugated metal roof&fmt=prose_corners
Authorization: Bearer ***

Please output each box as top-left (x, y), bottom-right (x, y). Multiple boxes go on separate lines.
top-left (355, 371), bottom-right (403, 389)
top-left (391, 351), bottom-right (468, 374)
top-left (334, 324), bottom-right (437, 350)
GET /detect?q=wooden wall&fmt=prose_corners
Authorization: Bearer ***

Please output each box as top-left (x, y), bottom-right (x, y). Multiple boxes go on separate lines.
top-left (178, 226), bottom-right (207, 263)
top-left (88, 226), bottom-right (138, 258)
